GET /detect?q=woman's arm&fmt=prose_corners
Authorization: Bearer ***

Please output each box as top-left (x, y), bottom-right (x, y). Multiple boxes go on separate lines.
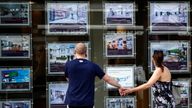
top-left (123, 68), bottom-right (162, 94)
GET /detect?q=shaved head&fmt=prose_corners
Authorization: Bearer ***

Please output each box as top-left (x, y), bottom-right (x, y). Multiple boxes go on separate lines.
top-left (75, 43), bottom-right (87, 55)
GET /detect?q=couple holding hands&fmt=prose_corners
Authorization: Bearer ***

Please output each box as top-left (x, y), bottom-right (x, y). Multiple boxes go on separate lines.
top-left (64, 43), bottom-right (175, 108)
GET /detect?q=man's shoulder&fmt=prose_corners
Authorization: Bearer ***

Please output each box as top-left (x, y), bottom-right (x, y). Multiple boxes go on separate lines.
top-left (89, 61), bottom-right (101, 68)
top-left (65, 59), bottom-right (76, 65)
top-left (79, 59), bottom-right (98, 67)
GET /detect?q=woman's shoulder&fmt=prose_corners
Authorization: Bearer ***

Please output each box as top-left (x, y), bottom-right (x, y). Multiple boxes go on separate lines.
top-left (155, 67), bottom-right (162, 72)
top-left (155, 66), bottom-right (170, 72)
top-left (163, 66), bottom-right (170, 72)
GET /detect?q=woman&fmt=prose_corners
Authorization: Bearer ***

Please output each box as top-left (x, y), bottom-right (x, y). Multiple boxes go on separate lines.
top-left (120, 50), bottom-right (175, 108)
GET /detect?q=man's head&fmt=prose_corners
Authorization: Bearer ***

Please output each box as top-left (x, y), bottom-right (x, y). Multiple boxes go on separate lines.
top-left (74, 43), bottom-right (87, 55)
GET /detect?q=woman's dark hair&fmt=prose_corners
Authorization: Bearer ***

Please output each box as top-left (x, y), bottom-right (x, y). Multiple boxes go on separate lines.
top-left (152, 50), bottom-right (164, 72)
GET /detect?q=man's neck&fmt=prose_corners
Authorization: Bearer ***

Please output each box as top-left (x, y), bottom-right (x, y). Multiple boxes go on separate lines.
top-left (75, 54), bottom-right (86, 59)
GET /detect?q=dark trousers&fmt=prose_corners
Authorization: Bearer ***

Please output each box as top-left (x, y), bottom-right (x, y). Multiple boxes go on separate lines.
top-left (68, 105), bottom-right (93, 108)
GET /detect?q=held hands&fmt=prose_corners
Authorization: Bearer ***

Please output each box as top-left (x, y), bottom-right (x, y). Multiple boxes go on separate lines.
top-left (118, 87), bottom-right (133, 96)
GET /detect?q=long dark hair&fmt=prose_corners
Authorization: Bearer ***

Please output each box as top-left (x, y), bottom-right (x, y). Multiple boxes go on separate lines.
top-left (152, 50), bottom-right (164, 72)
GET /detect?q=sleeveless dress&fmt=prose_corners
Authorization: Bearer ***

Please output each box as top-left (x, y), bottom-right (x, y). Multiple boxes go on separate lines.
top-left (151, 81), bottom-right (175, 108)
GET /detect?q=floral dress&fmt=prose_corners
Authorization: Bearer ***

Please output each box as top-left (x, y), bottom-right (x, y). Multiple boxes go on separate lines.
top-left (151, 81), bottom-right (175, 108)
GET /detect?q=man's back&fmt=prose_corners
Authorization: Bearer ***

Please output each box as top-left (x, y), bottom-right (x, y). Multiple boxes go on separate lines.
top-left (64, 58), bottom-right (105, 106)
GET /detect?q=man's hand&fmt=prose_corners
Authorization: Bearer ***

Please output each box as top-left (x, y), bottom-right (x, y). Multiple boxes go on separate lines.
top-left (118, 87), bottom-right (126, 96)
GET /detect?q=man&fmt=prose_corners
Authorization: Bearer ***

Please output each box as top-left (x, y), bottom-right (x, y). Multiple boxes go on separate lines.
top-left (64, 43), bottom-right (123, 108)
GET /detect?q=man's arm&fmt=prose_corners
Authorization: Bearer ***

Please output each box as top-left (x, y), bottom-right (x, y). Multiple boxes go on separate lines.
top-left (102, 74), bottom-right (121, 89)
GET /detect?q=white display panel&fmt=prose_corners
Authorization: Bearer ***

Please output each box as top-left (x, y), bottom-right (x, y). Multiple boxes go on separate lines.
top-left (104, 2), bottom-right (134, 26)
top-left (0, 34), bottom-right (31, 59)
top-left (149, 41), bottom-right (190, 73)
top-left (0, 2), bottom-right (31, 26)
top-left (105, 96), bottom-right (136, 108)
top-left (0, 67), bottom-right (32, 91)
top-left (149, 2), bottom-right (190, 34)
top-left (46, 2), bottom-right (89, 35)
top-left (105, 66), bottom-right (135, 89)
top-left (0, 100), bottom-right (32, 108)
top-left (47, 42), bottom-right (89, 75)
top-left (104, 33), bottom-right (135, 57)
top-left (48, 82), bottom-right (68, 108)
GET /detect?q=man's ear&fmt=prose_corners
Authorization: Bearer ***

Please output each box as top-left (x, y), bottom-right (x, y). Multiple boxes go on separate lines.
top-left (85, 53), bottom-right (87, 57)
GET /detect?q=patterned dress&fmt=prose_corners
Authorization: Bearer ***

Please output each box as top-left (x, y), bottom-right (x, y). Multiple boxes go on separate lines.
top-left (151, 81), bottom-right (175, 108)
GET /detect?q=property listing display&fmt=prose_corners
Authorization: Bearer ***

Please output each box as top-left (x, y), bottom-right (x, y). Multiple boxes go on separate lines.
top-left (0, 1), bottom-right (191, 108)
top-left (47, 2), bottom-right (88, 35)
top-left (0, 68), bottom-right (31, 91)
top-left (0, 2), bottom-right (30, 26)
top-left (105, 96), bottom-right (136, 108)
top-left (104, 33), bottom-right (134, 57)
top-left (47, 42), bottom-right (88, 75)
top-left (172, 79), bottom-right (190, 108)
top-left (0, 100), bottom-right (31, 108)
top-left (104, 3), bottom-right (134, 25)
top-left (48, 82), bottom-right (68, 108)
top-left (150, 2), bottom-right (189, 34)
top-left (105, 66), bottom-right (134, 89)
top-left (0, 35), bottom-right (31, 59)
top-left (149, 41), bottom-right (190, 73)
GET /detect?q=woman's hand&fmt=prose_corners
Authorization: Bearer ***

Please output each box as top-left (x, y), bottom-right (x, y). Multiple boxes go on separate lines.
top-left (119, 87), bottom-right (134, 96)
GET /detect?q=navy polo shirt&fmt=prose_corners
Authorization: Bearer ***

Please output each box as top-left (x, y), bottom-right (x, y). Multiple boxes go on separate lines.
top-left (64, 59), bottom-right (105, 106)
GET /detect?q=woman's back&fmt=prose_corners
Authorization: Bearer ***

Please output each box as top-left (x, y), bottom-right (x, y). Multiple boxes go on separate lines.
top-left (151, 66), bottom-right (175, 108)
top-left (158, 66), bottom-right (171, 82)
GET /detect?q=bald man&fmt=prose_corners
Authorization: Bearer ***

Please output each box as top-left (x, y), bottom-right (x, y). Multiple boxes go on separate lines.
top-left (64, 43), bottom-right (123, 108)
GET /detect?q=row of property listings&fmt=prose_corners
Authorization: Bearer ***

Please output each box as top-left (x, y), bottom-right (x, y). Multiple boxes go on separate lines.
top-left (0, 2), bottom-right (190, 35)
